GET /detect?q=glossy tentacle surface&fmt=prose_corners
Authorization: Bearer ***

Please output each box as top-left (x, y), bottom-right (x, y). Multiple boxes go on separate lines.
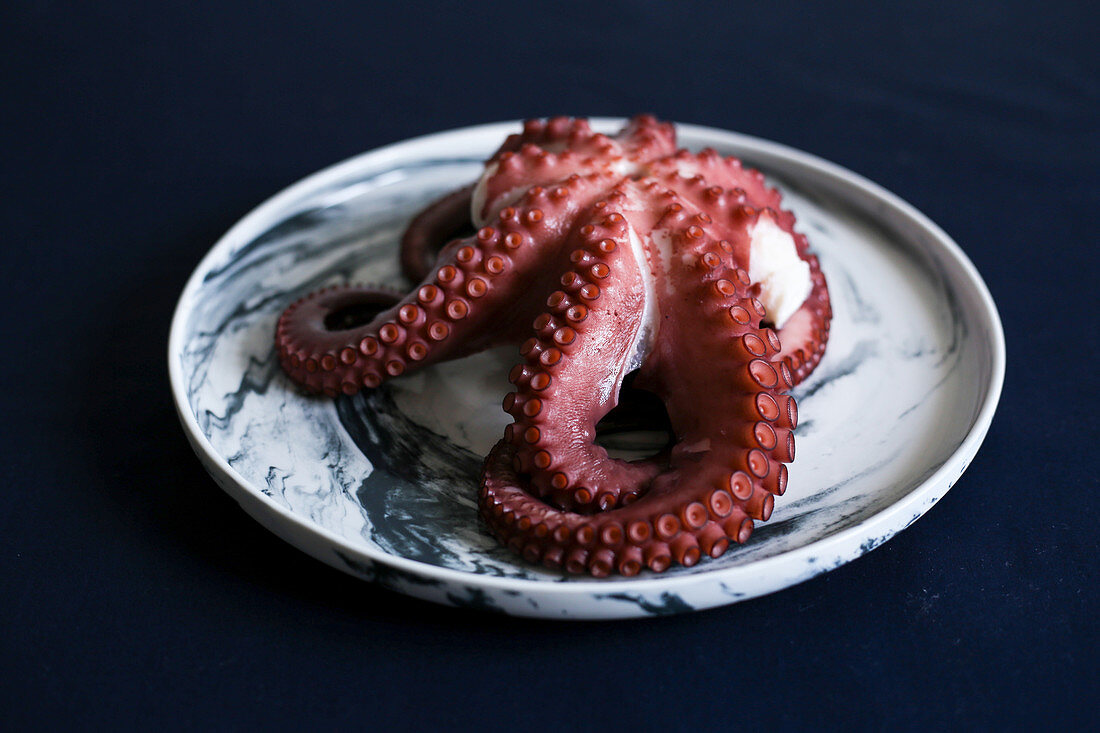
top-left (275, 115), bottom-right (831, 574)
top-left (400, 183), bottom-right (474, 284)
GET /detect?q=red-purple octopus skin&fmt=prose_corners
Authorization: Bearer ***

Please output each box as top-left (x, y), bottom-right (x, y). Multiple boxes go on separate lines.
top-left (275, 116), bottom-right (832, 577)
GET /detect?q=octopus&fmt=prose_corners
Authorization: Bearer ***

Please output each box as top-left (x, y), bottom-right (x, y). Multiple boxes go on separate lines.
top-left (275, 115), bottom-right (831, 577)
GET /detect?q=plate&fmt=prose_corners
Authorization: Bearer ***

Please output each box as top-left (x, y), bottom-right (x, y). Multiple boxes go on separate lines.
top-left (168, 119), bottom-right (1005, 619)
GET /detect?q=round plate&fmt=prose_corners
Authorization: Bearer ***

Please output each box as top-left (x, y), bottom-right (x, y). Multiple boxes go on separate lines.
top-left (169, 119), bottom-right (1005, 619)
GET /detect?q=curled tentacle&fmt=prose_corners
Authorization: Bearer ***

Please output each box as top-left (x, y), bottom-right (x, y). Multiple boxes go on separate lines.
top-left (503, 206), bottom-right (658, 513)
top-left (471, 115), bottom-right (677, 226)
top-left (773, 251), bottom-right (831, 385)
top-left (399, 116), bottom-right (623, 281)
top-left (276, 286), bottom-right (402, 395)
top-left (650, 150), bottom-right (831, 385)
top-left (400, 183), bottom-right (475, 283)
top-left (481, 441), bottom-right (756, 577)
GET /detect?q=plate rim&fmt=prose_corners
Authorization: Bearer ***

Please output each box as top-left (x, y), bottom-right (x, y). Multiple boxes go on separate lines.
top-left (168, 117), bottom-right (1006, 599)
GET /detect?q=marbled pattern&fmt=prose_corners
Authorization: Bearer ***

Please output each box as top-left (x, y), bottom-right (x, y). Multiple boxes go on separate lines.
top-left (170, 120), bottom-right (1003, 618)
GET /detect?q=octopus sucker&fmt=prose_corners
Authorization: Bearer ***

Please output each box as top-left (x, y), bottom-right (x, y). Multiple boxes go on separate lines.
top-left (275, 115), bottom-right (832, 575)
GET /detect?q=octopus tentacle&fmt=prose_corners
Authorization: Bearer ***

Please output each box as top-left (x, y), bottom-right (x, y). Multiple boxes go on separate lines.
top-left (275, 286), bottom-right (402, 395)
top-left (472, 114), bottom-right (677, 226)
top-left (495, 116), bottom-right (595, 159)
top-left (650, 151), bottom-right (831, 385)
top-left (276, 170), bottom-right (619, 395)
top-left (400, 116), bottom-right (603, 281)
top-left (400, 184), bottom-right (474, 283)
top-left (648, 148), bottom-right (784, 215)
top-left (617, 114), bottom-right (677, 160)
top-left (503, 206), bottom-right (658, 513)
top-left (481, 442), bottom-right (752, 576)
top-left (773, 251), bottom-right (831, 384)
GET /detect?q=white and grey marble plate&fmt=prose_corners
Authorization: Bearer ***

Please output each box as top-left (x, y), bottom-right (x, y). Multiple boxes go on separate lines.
top-left (168, 119), bottom-right (1005, 619)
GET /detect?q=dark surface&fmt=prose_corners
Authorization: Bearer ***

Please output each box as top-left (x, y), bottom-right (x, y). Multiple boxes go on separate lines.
top-left (3, 1), bottom-right (1096, 729)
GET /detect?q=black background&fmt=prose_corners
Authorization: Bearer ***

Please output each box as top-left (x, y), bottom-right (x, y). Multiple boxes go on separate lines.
top-left (3, 1), bottom-right (1097, 729)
